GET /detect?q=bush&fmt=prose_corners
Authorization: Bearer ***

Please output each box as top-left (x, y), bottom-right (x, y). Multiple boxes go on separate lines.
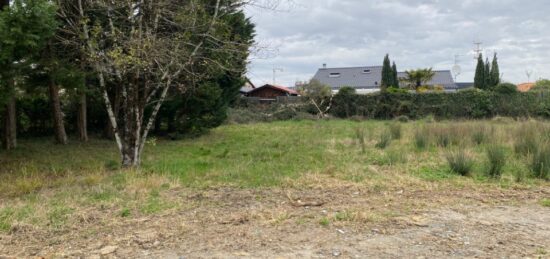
top-left (531, 144), bottom-right (550, 180)
top-left (446, 151), bottom-right (474, 176)
top-left (389, 123), bottom-right (402, 140)
top-left (375, 132), bottom-right (392, 149)
top-left (486, 145), bottom-right (506, 179)
top-left (494, 83), bottom-right (518, 94)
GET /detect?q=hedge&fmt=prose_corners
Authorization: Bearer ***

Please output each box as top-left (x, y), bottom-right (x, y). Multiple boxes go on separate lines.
top-left (331, 90), bottom-right (550, 119)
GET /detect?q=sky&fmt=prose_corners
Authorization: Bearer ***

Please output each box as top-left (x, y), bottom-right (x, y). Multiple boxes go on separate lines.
top-left (244, 0), bottom-right (550, 87)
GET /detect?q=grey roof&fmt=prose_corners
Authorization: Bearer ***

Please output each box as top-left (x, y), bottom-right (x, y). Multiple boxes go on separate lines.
top-left (312, 66), bottom-right (457, 90)
top-left (456, 82), bottom-right (475, 89)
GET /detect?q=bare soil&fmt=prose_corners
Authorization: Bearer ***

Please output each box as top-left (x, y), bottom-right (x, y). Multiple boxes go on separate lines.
top-left (1, 185), bottom-right (549, 258)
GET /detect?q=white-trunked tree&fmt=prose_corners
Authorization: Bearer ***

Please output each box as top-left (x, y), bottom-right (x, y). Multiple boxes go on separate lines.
top-left (55, 0), bottom-right (257, 167)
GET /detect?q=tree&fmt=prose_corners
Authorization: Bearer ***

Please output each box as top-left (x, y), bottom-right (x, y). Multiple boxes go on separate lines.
top-left (494, 83), bottom-right (517, 94)
top-left (474, 54), bottom-right (485, 90)
top-left (297, 79), bottom-right (333, 118)
top-left (391, 62), bottom-right (399, 88)
top-left (55, 0), bottom-right (253, 167)
top-left (484, 59), bottom-right (491, 90)
top-left (381, 54), bottom-right (393, 91)
top-left (490, 53), bottom-right (500, 88)
top-left (403, 68), bottom-right (435, 91)
top-left (0, 0), bottom-right (58, 150)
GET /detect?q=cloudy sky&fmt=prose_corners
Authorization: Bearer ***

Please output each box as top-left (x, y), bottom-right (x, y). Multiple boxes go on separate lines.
top-left (244, 0), bottom-right (550, 87)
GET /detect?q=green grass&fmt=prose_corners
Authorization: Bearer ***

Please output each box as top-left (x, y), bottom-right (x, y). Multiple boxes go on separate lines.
top-left (1, 120), bottom-right (550, 231)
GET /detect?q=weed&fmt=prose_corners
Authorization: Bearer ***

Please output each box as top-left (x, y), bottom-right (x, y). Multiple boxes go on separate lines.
top-left (0, 207), bottom-right (15, 232)
top-left (48, 206), bottom-right (74, 229)
top-left (376, 132), bottom-right (392, 149)
top-left (120, 208), bottom-right (131, 217)
top-left (389, 123), bottom-right (402, 140)
top-left (514, 126), bottom-right (538, 156)
top-left (486, 145), bottom-right (506, 179)
top-left (540, 199), bottom-right (550, 207)
top-left (446, 150), bottom-right (474, 176)
top-left (355, 127), bottom-right (367, 153)
top-left (395, 115), bottom-right (409, 123)
top-left (319, 217), bottom-right (330, 226)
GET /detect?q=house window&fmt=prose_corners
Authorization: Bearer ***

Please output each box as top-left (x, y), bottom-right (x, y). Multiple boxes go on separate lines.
top-left (329, 73), bottom-right (341, 78)
top-left (362, 69), bottom-right (371, 74)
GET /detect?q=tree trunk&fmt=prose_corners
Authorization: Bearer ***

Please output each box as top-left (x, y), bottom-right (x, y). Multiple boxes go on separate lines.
top-left (2, 96), bottom-right (16, 150)
top-left (77, 92), bottom-right (88, 142)
top-left (49, 80), bottom-right (68, 145)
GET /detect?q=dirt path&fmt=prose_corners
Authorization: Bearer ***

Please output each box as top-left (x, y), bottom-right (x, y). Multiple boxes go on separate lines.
top-left (1, 187), bottom-right (549, 258)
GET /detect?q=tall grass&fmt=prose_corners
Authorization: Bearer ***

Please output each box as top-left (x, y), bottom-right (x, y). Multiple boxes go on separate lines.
top-left (531, 144), bottom-right (550, 180)
top-left (485, 145), bottom-right (506, 179)
top-left (472, 126), bottom-right (490, 145)
top-left (375, 132), bottom-right (392, 149)
top-left (414, 130), bottom-right (429, 150)
top-left (446, 150), bottom-right (474, 176)
top-left (355, 127), bottom-right (367, 153)
top-left (514, 124), bottom-right (540, 156)
top-left (389, 123), bottom-right (402, 140)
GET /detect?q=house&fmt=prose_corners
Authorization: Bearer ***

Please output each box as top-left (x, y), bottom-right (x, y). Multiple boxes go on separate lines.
top-left (239, 78), bottom-right (256, 95)
top-left (517, 83), bottom-right (535, 92)
top-left (311, 65), bottom-right (458, 93)
top-left (246, 84), bottom-right (299, 101)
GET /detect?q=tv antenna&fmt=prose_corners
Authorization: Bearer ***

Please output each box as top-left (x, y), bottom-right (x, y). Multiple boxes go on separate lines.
top-left (473, 41), bottom-right (483, 59)
top-left (526, 70), bottom-right (533, 83)
top-left (272, 65), bottom-right (284, 85)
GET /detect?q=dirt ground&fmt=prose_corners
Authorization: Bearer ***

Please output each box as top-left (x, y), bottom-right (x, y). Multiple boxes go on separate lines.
top-left (1, 184), bottom-right (549, 258)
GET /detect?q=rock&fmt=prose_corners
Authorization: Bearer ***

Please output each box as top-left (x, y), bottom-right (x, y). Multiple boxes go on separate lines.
top-left (100, 246), bottom-right (118, 255)
top-left (336, 229), bottom-right (345, 234)
top-left (332, 250), bottom-right (341, 257)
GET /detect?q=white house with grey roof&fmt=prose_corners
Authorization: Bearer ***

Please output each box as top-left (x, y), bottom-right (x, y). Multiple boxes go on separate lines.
top-left (312, 65), bottom-right (459, 94)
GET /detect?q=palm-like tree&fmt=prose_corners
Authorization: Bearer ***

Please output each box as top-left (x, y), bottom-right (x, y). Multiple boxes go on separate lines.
top-left (403, 68), bottom-right (436, 91)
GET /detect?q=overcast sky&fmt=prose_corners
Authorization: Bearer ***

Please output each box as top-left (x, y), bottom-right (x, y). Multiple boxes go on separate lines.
top-left (244, 0), bottom-right (550, 87)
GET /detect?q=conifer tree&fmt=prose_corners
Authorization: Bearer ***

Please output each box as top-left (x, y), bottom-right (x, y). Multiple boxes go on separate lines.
top-left (474, 54), bottom-right (485, 89)
top-left (392, 62), bottom-right (399, 88)
top-left (490, 53), bottom-right (500, 88)
top-left (381, 54), bottom-right (392, 91)
top-left (484, 59), bottom-right (492, 89)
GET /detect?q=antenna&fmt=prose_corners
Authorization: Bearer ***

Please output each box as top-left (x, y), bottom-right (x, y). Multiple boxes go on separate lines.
top-left (272, 65), bottom-right (284, 85)
top-left (526, 70), bottom-right (533, 83)
top-left (473, 41), bottom-right (483, 59)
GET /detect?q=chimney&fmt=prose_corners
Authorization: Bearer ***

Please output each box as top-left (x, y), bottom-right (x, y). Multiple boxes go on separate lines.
top-left (322, 63), bottom-right (327, 69)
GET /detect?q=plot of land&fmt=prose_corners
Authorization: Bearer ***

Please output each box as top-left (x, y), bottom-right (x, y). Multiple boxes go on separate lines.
top-left (0, 120), bottom-right (549, 258)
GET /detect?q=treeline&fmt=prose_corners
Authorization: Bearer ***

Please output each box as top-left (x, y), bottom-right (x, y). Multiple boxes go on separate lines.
top-left (0, 0), bottom-right (255, 166)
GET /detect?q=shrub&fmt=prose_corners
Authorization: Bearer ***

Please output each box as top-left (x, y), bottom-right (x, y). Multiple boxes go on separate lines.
top-left (389, 123), bottom-right (402, 140)
top-left (414, 130), bottom-right (429, 150)
top-left (531, 144), bottom-right (550, 180)
top-left (494, 83), bottom-right (518, 94)
top-left (446, 150), bottom-right (474, 176)
top-left (486, 145), bottom-right (506, 179)
top-left (375, 132), bottom-right (392, 149)
top-left (395, 115), bottom-right (409, 123)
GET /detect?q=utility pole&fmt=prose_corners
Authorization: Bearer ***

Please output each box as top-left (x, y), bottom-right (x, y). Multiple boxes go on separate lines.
top-left (473, 41), bottom-right (483, 59)
top-left (526, 70), bottom-right (533, 83)
top-left (272, 65), bottom-right (284, 85)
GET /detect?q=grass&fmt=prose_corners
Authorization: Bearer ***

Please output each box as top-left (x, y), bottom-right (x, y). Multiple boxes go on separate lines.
top-left (446, 150), bottom-right (474, 176)
top-left (486, 145), bottom-right (507, 179)
top-left (0, 119), bottom-right (549, 232)
top-left (541, 199), bottom-right (550, 207)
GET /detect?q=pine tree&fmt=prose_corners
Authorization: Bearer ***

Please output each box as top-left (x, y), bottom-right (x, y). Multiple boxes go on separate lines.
top-left (381, 54), bottom-right (392, 91)
top-left (392, 62), bottom-right (399, 88)
top-left (484, 59), bottom-right (491, 90)
top-left (474, 54), bottom-right (485, 89)
top-left (490, 53), bottom-right (500, 88)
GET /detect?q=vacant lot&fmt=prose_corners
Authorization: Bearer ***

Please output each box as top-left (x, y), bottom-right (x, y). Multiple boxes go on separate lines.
top-left (1, 120), bottom-right (549, 258)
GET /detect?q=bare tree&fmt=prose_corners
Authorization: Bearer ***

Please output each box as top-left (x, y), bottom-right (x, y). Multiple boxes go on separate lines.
top-left (55, 0), bottom-right (254, 167)
top-left (297, 79), bottom-right (333, 118)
